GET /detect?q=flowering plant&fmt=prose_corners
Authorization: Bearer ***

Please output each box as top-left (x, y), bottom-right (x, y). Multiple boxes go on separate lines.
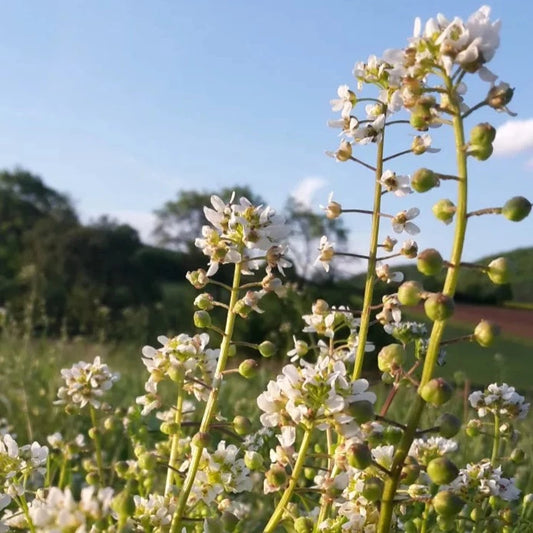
top-left (1, 5), bottom-right (532, 533)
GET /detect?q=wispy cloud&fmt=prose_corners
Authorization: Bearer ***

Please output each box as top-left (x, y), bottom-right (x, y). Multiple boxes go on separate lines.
top-left (493, 118), bottom-right (533, 156)
top-left (290, 176), bottom-right (327, 209)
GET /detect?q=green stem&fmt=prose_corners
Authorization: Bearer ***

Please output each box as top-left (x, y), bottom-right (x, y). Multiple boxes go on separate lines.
top-left (89, 405), bottom-right (104, 485)
top-left (170, 261), bottom-right (242, 532)
top-left (165, 371), bottom-right (185, 495)
top-left (18, 495), bottom-right (36, 533)
top-left (491, 412), bottom-right (500, 466)
top-left (377, 76), bottom-right (469, 533)
top-left (264, 427), bottom-right (314, 533)
top-left (352, 131), bottom-right (386, 380)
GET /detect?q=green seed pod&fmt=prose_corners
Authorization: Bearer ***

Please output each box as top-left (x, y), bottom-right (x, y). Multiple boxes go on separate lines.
top-left (294, 517), bottom-right (314, 533)
top-left (258, 340), bottom-right (276, 358)
top-left (469, 142), bottom-right (493, 161)
top-left (510, 448), bottom-right (525, 464)
top-left (402, 456), bottom-right (421, 484)
top-left (487, 257), bottom-right (511, 285)
top-left (487, 83), bottom-right (514, 110)
top-left (470, 122), bottom-right (496, 145)
top-left (160, 421), bottom-right (180, 435)
top-left (192, 431), bottom-right (210, 448)
top-left (336, 140), bottom-right (352, 161)
top-left (378, 343), bottom-right (405, 373)
top-left (397, 280), bottom-right (424, 306)
top-left (417, 248), bottom-right (444, 276)
top-left (204, 518), bottom-right (224, 533)
top-left (502, 196), bottom-right (532, 222)
top-left (384, 426), bottom-right (403, 445)
top-left (346, 442), bottom-right (373, 470)
top-left (238, 359), bottom-right (259, 379)
top-left (412, 168), bottom-right (440, 193)
top-left (103, 416), bottom-right (116, 431)
top-left (85, 471), bottom-right (100, 485)
top-left (304, 466), bottom-right (316, 480)
top-left (433, 491), bottom-right (464, 517)
top-left (244, 450), bottom-right (263, 471)
top-left (436, 515), bottom-right (455, 531)
top-left (194, 292), bottom-right (214, 311)
top-left (232, 415), bottom-right (252, 436)
top-left (88, 427), bottom-right (100, 440)
top-left (138, 452), bottom-right (157, 470)
top-left (114, 461), bottom-right (130, 477)
top-left (347, 400), bottom-right (375, 424)
top-left (420, 378), bottom-right (453, 406)
top-left (424, 293), bottom-right (454, 321)
top-left (474, 319), bottom-right (501, 347)
top-left (362, 477), bottom-right (384, 502)
top-left (436, 413), bottom-right (461, 438)
top-left (427, 457), bottom-right (459, 485)
top-left (466, 419), bottom-right (482, 437)
top-left (221, 511), bottom-right (239, 531)
top-left (193, 310), bottom-right (212, 328)
top-left (432, 199), bottom-right (456, 224)
top-left (111, 487), bottom-right (135, 520)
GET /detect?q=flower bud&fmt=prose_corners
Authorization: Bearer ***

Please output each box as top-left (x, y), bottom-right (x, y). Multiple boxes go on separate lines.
top-left (265, 464), bottom-right (288, 488)
top-left (436, 413), bottom-right (461, 438)
top-left (346, 400), bottom-right (374, 424)
top-left (427, 457), bottom-right (459, 485)
top-left (397, 280), bottom-right (424, 306)
top-left (470, 123), bottom-right (496, 145)
top-left (194, 292), bottom-right (214, 311)
top-left (238, 359), bottom-right (259, 379)
top-left (502, 196), bottom-right (532, 222)
top-left (258, 340), bottom-right (276, 358)
top-left (232, 415), bottom-right (252, 436)
top-left (244, 450), bottom-right (263, 470)
top-left (362, 477), bottom-right (384, 502)
top-left (294, 517), bottom-right (314, 533)
top-left (378, 343), bottom-right (405, 373)
top-left (432, 491), bottom-right (464, 517)
top-left (411, 168), bottom-right (439, 193)
top-left (424, 293), bottom-right (454, 321)
top-left (420, 378), bottom-right (453, 406)
top-left (186, 269), bottom-right (208, 289)
top-left (487, 82), bottom-right (514, 110)
top-left (193, 310), bottom-right (211, 328)
top-left (417, 249), bottom-right (444, 277)
top-left (346, 442), bottom-right (373, 470)
top-left (432, 199), bottom-right (456, 225)
top-left (474, 320), bottom-right (500, 347)
top-left (487, 257), bottom-right (511, 285)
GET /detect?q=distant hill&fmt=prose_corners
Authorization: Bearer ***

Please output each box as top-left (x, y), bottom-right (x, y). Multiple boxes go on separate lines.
top-left (350, 247), bottom-right (533, 305)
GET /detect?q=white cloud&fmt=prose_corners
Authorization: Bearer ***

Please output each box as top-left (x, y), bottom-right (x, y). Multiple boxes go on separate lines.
top-left (493, 118), bottom-right (533, 156)
top-left (290, 176), bottom-right (327, 209)
top-left (81, 209), bottom-right (158, 244)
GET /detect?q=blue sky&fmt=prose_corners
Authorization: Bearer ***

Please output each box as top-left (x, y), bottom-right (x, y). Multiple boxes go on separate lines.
top-left (0, 1), bottom-right (532, 268)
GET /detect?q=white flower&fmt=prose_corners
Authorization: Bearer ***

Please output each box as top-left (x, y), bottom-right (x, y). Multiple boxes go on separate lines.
top-left (376, 263), bottom-right (404, 284)
top-left (469, 383), bottom-right (529, 420)
top-left (330, 84), bottom-right (356, 118)
top-left (379, 170), bottom-right (412, 197)
top-left (391, 208), bottom-right (420, 235)
top-left (315, 236), bottom-right (335, 272)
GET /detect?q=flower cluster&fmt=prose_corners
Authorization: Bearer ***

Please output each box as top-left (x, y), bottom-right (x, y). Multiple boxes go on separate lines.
top-left (56, 356), bottom-right (119, 409)
top-left (195, 194), bottom-right (290, 276)
top-left (469, 382), bottom-right (530, 420)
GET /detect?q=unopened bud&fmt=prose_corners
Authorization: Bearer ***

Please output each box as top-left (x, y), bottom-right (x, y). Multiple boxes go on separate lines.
top-left (502, 196), bottom-right (532, 222)
top-left (474, 320), bottom-right (500, 347)
top-left (412, 168), bottom-right (439, 193)
top-left (194, 293), bottom-right (214, 311)
top-left (417, 249), bottom-right (443, 277)
top-left (424, 293), bottom-right (454, 321)
top-left (238, 359), bottom-right (259, 379)
top-left (420, 378), bottom-right (453, 406)
top-left (186, 269), bottom-right (208, 289)
top-left (432, 199), bottom-right (456, 224)
top-left (244, 450), bottom-right (263, 470)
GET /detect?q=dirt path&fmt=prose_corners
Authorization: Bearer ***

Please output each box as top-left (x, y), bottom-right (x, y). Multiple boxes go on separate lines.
top-left (451, 303), bottom-right (533, 341)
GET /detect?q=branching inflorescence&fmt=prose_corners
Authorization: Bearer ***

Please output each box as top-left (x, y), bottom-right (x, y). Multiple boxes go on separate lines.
top-left (1, 5), bottom-right (532, 533)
